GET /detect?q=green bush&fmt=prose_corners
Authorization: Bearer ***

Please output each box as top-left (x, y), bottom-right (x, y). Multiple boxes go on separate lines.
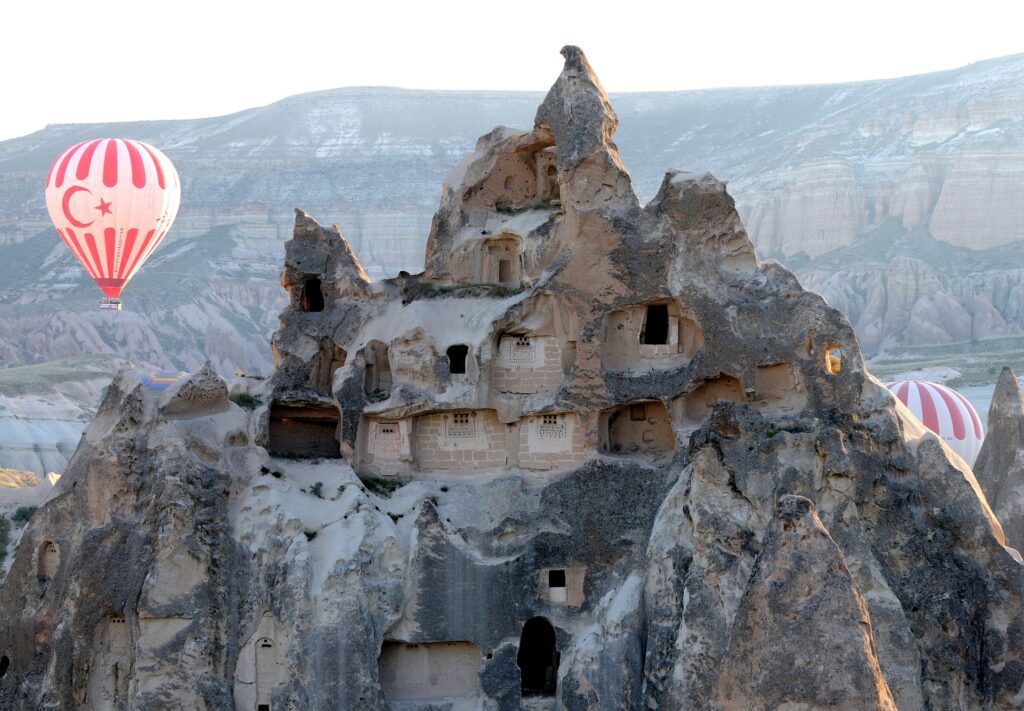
top-left (12, 506), bottom-right (36, 524)
top-left (229, 392), bottom-right (261, 410)
top-left (303, 528), bottom-right (318, 541)
top-left (362, 476), bottom-right (403, 498)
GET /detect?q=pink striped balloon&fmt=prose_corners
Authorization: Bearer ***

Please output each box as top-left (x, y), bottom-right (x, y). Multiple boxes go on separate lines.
top-left (44, 139), bottom-right (180, 300)
top-left (886, 380), bottom-right (985, 466)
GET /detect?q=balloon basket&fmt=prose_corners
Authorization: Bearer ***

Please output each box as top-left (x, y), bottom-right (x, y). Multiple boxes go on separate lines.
top-left (99, 298), bottom-right (122, 311)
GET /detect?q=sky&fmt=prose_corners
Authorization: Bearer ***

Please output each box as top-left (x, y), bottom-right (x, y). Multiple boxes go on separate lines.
top-left (3, 0), bottom-right (1023, 141)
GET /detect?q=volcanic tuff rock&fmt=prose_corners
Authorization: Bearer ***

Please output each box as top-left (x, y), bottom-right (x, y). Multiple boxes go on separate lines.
top-left (974, 366), bottom-right (1024, 551)
top-left (4, 55), bottom-right (1024, 401)
top-left (1, 47), bottom-right (1023, 710)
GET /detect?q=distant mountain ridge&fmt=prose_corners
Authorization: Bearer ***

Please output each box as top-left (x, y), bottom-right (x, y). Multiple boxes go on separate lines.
top-left (2, 53), bottom-right (1024, 381)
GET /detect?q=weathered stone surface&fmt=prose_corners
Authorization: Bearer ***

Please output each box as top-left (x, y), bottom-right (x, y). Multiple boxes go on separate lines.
top-left (974, 366), bottom-right (1024, 552)
top-left (714, 495), bottom-right (897, 710)
top-left (1, 47), bottom-right (1022, 711)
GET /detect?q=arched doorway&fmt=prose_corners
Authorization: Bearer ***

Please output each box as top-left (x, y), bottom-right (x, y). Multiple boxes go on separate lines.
top-left (39, 541), bottom-right (59, 579)
top-left (517, 617), bottom-right (559, 696)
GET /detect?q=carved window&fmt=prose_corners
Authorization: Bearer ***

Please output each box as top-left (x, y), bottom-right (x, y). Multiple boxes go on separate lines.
top-left (825, 345), bottom-right (842, 375)
top-left (536, 414), bottom-right (567, 439)
top-left (630, 404), bottom-right (646, 421)
top-left (445, 412), bottom-right (476, 439)
top-left (548, 569), bottom-right (566, 588)
top-left (509, 336), bottom-right (534, 365)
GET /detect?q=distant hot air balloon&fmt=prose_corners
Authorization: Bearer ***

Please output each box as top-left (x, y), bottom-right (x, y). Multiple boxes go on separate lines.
top-left (44, 139), bottom-right (180, 309)
top-left (886, 380), bottom-right (985, 466)
top-left (142, 370), bottom-right (189, 393)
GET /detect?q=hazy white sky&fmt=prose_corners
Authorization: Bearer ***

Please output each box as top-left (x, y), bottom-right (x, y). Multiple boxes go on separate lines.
top-left (3, 0), bottom-right (1023, 141)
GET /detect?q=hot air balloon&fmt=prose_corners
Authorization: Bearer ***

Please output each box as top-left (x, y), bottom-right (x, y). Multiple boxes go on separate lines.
top-left (886, 380), bottom-right (985, 466)
top-left (141, 370), bottom-right (189, 393)
top-left (44, 139), bottom-right (180, 309)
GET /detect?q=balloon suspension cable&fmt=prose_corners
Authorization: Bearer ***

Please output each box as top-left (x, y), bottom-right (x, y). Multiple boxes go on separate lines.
top-left (99, 297), bottom-right (123, 311)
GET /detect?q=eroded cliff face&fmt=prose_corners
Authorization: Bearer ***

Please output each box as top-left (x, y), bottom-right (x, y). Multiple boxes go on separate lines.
top-left (1, 48), bottom-right (1022, 711)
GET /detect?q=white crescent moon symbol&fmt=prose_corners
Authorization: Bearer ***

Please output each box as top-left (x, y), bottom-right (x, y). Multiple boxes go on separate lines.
top-left (62, 186), bottom-right (94, 228)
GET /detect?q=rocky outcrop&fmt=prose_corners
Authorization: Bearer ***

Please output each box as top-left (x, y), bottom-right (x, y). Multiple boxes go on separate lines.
top-left (1, 47), bottom-right (1022, 710)
top-left (714, 495), bottom-right (897, 710)
top-left (974, 366), bottom-right (1024, 551)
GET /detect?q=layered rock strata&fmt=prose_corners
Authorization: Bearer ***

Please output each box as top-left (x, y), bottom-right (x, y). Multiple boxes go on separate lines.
top-left (0, 47), bottom-right (1022, 710)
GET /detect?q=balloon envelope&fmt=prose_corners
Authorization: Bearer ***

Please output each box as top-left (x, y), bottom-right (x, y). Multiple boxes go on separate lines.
top-left (44, 139), bottom-right (180, 299)
top-left (142, 370), bottom-right (189, 393)
top-left (886, 380), bottom-right (985, 466)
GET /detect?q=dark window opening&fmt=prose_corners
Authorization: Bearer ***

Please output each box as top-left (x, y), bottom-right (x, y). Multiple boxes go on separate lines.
top-left (498, 259), bottom-right (513, 284)
top-left (547, 165), bottom-right (557, 178)
top-left (300, 278), bottom-right (324, 313)
top-left (548, 570), bottom-right (566, 588)
top-left (518, 617), bottom-right (559, 697)
top-left (641, 304), bottom-right (669, 345)
top-left (630, 404), bottom-right (646, 421)
top-left (447, 345), bottom-right (469, 375)
top-left (258, 706), bottom-right (270, 711)
top-left (0, 655), bottom-right (9, 678)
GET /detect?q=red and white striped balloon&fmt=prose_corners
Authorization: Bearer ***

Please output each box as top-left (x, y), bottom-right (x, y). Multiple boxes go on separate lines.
top-left (886, 380), bottom-right (985, 466)
top-left (44, 139), bottom-right (180, 300)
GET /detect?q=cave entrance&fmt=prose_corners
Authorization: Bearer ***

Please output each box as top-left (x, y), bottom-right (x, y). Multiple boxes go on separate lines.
top-left (517, 617), bottom-right (559, 697)
top-left (641, 303), bottom-right (670, 345)
top-left (268, 402), bottom-right (341, 458)
top-left (0, 655), bottom-right (9, 678)
top-left (447, 344), bottom-right (469, 375)
top-left (300, 278), bottom-right (324, 313)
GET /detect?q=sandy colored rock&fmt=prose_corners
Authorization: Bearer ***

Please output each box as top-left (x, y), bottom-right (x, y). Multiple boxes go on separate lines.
top-left (714, 495), bottom-right (897, 710)
top-left (0, 47), bottom-right (1022, 711)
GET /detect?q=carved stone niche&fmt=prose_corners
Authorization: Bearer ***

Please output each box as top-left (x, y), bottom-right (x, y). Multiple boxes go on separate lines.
top-left (493, 295), bottom-right (579, 395)
top-left (599, 401), bottom-right (675, 459)
top-left (671, 375), bottom-right (744, 432)
top-left (378, 641), bottom-right (483, 704)
top-left (601, 299), bottom-right (704, 370)
top-left (267, 401), bottom-right (341, 458)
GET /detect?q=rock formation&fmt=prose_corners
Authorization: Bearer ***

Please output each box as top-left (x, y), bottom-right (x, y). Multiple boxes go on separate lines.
top-left (974, 366), bottom-right (1024, 551)
top-left (1, 47), bottom-right (1022, 710)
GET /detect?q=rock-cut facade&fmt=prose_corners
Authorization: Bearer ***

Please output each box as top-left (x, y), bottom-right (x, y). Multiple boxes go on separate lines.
top-left (0, 46), bottom-right (1022, 710)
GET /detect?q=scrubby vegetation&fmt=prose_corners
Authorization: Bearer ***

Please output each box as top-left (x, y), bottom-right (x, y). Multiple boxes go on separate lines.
top-left (362, 476), bottom-right (403, 498)
top-left (401, 282), bottom-right (520, 304)
top-left (12, 506), bottom-right (36, 524)
top-left (229, 392), bottom-right (262, 410)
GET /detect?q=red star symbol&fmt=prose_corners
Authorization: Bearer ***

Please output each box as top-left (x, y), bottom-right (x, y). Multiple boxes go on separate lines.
top-left (95, 199), bottom-right (113, 216)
